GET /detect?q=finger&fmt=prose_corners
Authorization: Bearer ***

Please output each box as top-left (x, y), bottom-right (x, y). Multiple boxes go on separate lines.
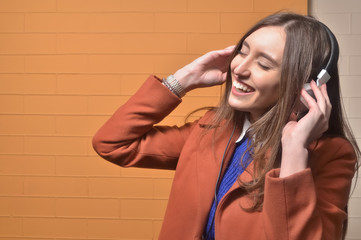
top-left (216, 46), bottom-right (235, 56)
top-left (289, 111), bottom-right (298, 121)
top-left (301, 87), bottom-right (317, 109)
top-left (224, 45), bottom-right (236, 50)
top-left (320, 83), bottom-right (331, 105)
top-left (320, 83), bottom-right (332, 118)
top-left (310, 80), bottom-right (323, 100)
top-left (310, 80), bottom-right (329, 114)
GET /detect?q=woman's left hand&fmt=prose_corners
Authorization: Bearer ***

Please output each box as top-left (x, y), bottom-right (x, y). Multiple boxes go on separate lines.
top-left (280, 80), bottom-right (332, 177)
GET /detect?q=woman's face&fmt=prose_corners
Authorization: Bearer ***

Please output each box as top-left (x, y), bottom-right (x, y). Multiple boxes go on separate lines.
top-left (228, 26), bottom-right (286, 122)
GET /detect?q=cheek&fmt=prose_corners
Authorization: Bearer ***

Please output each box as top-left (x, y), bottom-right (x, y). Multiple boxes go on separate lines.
top-left (255, 74), bottom-right (280, 99)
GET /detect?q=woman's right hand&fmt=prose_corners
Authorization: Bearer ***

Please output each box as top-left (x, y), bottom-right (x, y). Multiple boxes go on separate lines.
top-left (174, 46), bottom-right (235, 92)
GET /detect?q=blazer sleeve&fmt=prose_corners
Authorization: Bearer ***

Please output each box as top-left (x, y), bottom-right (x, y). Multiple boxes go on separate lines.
top-left (92, 75), bottom-right (196, 170)
top-left (262, 138), bottom-right (357, 240)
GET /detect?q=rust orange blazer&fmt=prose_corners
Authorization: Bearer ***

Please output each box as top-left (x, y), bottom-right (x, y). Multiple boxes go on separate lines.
top-left (92, 76), bottom-right (357, 240)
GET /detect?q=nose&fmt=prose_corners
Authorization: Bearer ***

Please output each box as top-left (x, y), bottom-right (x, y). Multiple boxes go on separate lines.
top-left (232, 55), bottom-right (251, 78)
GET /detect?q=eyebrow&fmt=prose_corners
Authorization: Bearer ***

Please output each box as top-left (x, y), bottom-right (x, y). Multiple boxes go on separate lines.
top-left (243, 40), bottom-right (281, 67)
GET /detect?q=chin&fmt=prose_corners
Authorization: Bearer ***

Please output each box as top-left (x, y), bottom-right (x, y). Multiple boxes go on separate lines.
top-left (227, 95), bottom-right (249, 112)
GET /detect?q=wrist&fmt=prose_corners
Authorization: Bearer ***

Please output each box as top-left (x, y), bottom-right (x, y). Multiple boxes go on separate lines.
top-left (173, 66), bottom-right (197, 92)
top-left (279, 146), bottom-right (308, 178)
top-left (162, 74), bottom-right (186, 98)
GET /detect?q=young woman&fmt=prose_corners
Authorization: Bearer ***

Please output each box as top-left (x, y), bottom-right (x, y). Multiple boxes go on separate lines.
top-left (93, 12), bottom-right (359, 240)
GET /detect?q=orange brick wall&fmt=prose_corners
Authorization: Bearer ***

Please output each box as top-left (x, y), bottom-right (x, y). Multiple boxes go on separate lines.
top-left (0, 0), bottom-right (306, 239)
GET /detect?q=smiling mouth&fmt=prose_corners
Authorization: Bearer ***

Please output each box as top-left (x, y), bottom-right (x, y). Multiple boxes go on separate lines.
top-left (233, 80), bottom-right (255, 93)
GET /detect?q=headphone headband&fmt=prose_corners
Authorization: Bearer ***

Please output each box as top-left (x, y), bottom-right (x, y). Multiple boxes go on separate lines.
top-left (316, 22), bottom-right (339, 86)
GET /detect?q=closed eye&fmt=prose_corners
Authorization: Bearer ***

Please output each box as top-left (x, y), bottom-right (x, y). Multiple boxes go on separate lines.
top-left (258, 62), bottom-right (271, 71)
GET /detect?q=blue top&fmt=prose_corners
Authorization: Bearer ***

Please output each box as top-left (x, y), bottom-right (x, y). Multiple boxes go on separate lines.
top-left (203, 136), bottom-right (252, 240)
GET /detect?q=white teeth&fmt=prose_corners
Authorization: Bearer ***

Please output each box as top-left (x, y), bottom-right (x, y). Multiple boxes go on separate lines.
top-left (233, 81), bottom-right (253, 92)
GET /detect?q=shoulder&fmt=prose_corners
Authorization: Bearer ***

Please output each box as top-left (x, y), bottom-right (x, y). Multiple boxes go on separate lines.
top-left (308, 136), bottom-right (357, 173)
top-left (310, 137), bottom-right (355, 156)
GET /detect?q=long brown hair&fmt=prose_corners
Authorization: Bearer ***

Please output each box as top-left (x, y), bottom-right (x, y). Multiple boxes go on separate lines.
top-left (208, 12), bottom-right (360, 224)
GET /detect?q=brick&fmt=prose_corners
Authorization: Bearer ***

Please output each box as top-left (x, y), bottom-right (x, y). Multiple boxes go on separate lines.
top-left (0, 13), bottom-right (24, 32)
top-left (120, 74), bottom-right (149, 95)
top-left (121, 33), bottom-right (187, 54)
top-left (158, 116), bottom-right (185, 126)
top-left (349, 118), bottom-right (361, 138)
top-left (24, 136), bottom-right (89, 155)
top-left (188, 0), bottom-right (253, 12)
top-left (171, 96), bottom-right (220, 116)
top-left (88, 54), bottom-right (154, 73)
top-left (88, 177), bottom-right (153, 198)
top-left (55, 115), bottom-right (108, 136)
top-left (153, 220), bottom-right (163, 239)
top-left (10, 197), bottom-right (55, 217)
top-left (120, 199), bottom-right (167, 219)
top-left (154, 178), bottom-right (173, 199)
top-left (187, 33), bottom-right (241, 54)
top-left (119, 0), bottom-right (187, 12)
top-left (0, 177), bottom-right (23, 196)
top-left (89, 13), bottom-right (154, 32)
top-left (57, 74), bottom-right (121, 95)
top-left (120, 167), bottom-right (174, 178)
top-left (155, 13), bottom-right (220, 33)
top-left (0, 34), bottom-right (56, 54)
top-left (187, 85), bottom-right (222, 97)
top-left (25, 55), bottom-right (88, 73)
top-left (55, 156), bottom-right (121, 176)
top-left (88, 219), bottom-right (153, 239)
top-left (338, 35), bottom-right (361, 56)
top-left (338, 55), bottom-right (349, 76)
top-left (316, 13), bottom-right (351, 34)
top-left (58, 0), bottom-right (184, 13)
top-left (0, 115), bottom-right (56, 135)
top-left (62, 0), bottom-right (184, 13)
top-left (25, 13), bottom-right (88, 32)
top-left (0, 238), bottom-right (53, 240)
top-left (57, 0), bottom-right (184, 13)
top-left (23, 217), bottom-right (87, 238)
top-left (318, 0), bottom-right (361, 13)
top-left (0, 155), bottom-right (55, 175)
top-left (24, 176), bottom-right (87, 197)
top-left (153, 54), bottom-right (198, 74)
top-left (57, 0), bottom-right (122, 12)
top-left (349, 197), bottom-right (361, 217)
top-left (57, 33), bottom-right (123, 54)
top-left (24, 95), bottom-right (87, 114)
top-left (351, 13), bottom-right (361, 34)
top-left (56, 198), bottom-right (119, 218)
top-left (254, 0), bottom-right (307, 13)
top-left (86, 136), bottom-right (97, 155)
top-left (0, 136), bottom-right (24, 154)
top-left (0, 0), bottom-right (56, 12)
top-left (0, 197), bottom-right (12, 216)
top-left (350, 56), bottom-right (361, 75)
top-left (0, 95), bottom-right (23, 113)
top-left (0, 217), bottom-right (22, 236)
top-left (221, 13), bottom-right (272, 34)
top-left (0, 56), bottom-right (24, 73)
top-left (340, 76), bottom-right (361, 98)
top-left (347, 217), bottom-right (361, 239)
top-left (0, 74), bottom-right (57, 94)
top-left (349, 98), bottom-right (361, 118)
top-left (351, 178), bottom-right (361, 197)
top-left (88, 96), bottom-right (129, 114)
top-left (56, 33), bottom-right (91, 54)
